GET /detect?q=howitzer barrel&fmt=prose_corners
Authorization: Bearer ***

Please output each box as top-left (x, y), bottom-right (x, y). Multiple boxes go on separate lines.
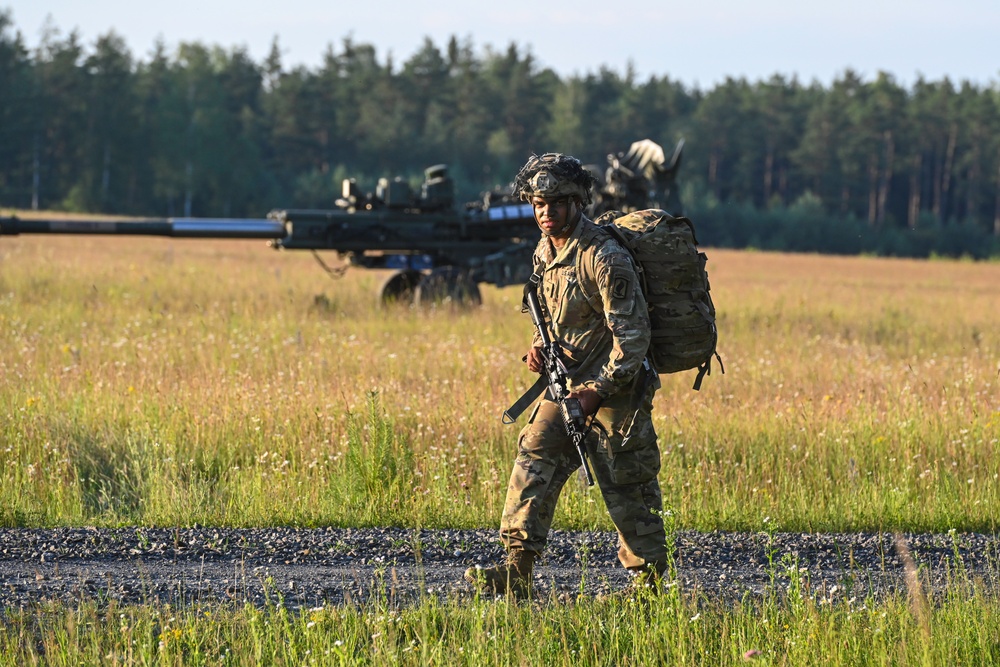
top-left (0, 216), bottom-right (287, 240)
top-left (168, 219), bottom-right (286, 238)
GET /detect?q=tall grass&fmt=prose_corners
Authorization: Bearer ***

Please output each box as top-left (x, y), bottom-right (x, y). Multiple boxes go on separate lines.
top-left (0, 236), bottom-right (997, 532)
top-left (2, 585), bottom-right (1000, 665)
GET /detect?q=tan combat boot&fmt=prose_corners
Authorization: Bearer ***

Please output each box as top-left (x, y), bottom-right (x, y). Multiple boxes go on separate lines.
top-left (599, 560), bottom-right (668, 601)
top-left (464, 550), bottom-right (537, 599)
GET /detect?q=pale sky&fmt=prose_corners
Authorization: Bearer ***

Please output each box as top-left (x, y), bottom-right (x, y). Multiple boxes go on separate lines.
top-left (6, 0), bottom-right (999, 89)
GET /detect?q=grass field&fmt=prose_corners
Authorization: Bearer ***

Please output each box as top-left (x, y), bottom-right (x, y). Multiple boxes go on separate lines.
top-left (2, 235), bottom-right (996, 532)
top-left (1, 233), bottom-right (998, 664)
top-left (3, 585), bottom-right (1000, 666)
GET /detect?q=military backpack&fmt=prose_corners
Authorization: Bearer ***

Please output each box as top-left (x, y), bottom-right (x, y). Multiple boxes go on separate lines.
top-left (590, 209), bottom-right (723, 390)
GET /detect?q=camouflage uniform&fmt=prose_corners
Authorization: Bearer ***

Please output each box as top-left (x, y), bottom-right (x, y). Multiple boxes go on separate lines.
top-left (500, 214), bottom-right (666, 571)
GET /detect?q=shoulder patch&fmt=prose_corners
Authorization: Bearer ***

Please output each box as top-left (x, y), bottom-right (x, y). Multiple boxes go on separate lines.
top-left (611, 274), bottom-right (630, 300)
top-left (604, 263), bottom-right (636, 315)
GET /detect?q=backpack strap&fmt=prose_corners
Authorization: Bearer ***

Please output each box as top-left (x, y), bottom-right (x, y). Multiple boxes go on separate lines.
top-left (573, 225), bottom-right (612, 315)
top-left (691, 351), bottom-right (725, 391)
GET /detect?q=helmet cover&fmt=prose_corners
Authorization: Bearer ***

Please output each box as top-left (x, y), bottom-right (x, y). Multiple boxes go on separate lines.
top-left (512, 153), bottom-right (596, 204)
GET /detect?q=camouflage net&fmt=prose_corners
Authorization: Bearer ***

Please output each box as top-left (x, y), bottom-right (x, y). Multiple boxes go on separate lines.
top-left (512, 153), bottom-right (597, 204)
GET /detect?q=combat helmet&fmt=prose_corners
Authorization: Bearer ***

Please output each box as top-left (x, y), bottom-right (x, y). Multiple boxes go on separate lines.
top-left (512, 153), bottom-right (597, 205)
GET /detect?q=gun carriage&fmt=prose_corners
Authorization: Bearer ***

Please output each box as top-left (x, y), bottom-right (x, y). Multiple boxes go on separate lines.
top-left (0, 139), bottom-right (682, 307)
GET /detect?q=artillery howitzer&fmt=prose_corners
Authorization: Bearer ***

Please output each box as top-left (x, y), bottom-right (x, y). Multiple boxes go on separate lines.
top-left (0, 139), bottom-right (683, 307)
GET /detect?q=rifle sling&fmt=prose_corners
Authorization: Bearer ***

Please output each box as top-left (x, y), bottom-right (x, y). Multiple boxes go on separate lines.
top-left (502, 375), bottom-right (548, 424)
top-left (503, 273), bottom-right (551, 424)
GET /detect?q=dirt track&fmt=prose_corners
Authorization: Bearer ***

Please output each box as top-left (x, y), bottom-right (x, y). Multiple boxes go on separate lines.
top-left (1, 527), bottom-right (996, 610)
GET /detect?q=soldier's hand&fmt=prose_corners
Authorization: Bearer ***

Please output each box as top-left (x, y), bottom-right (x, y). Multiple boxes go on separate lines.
top-left (568, 388), bottom-right (602, 417)
top-left (526, 346), bottom-right (543, 373)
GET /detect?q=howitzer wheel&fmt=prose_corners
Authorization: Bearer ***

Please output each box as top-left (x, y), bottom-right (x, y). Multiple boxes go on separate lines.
top-left (414, 267), bottom-right (482, 308)
top-left (380, 270), bottom-right (422, 306)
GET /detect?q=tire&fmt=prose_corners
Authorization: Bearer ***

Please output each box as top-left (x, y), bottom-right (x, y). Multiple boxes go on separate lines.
top-left (379, 270), bottom-right (422, 306)
top-left (414, 267), bottom-right (482, 307)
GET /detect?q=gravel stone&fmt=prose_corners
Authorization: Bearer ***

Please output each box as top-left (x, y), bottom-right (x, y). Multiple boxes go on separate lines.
top-left (0, 528), bottom-right (996, 610)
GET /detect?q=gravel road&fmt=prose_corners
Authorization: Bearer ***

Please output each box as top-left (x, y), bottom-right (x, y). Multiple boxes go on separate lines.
top-left (1, 527), bottom-right (996, 611)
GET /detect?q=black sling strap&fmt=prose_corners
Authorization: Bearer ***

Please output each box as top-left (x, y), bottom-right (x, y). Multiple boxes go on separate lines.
top-left (502, 375), bottom-right (548, 424)
top-left (503, 275), bottom-right (549, 424)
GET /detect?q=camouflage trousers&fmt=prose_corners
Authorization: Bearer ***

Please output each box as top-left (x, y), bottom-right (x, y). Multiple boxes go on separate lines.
top-left (500, 383), bottom-right (666, 570)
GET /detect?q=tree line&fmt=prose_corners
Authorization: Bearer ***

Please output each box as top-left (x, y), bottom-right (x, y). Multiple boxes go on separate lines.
top-left (1, 10), bottom-right (998, 257)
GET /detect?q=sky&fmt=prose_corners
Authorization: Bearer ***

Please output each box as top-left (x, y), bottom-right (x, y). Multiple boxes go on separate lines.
top-left (5, 0), bottom-right (1000, 89)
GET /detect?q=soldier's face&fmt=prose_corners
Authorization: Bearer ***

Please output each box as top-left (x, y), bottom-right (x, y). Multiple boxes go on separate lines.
top-left (531, 196), bottom-right (579, 237)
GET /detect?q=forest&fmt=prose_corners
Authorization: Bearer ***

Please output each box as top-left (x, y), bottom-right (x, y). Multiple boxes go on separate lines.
top-left (1, 9), bottom-right (998, 258)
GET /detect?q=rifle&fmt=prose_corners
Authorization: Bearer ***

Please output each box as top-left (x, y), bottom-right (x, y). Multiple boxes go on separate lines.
top-left (515, 272), bottom-right (596, 487)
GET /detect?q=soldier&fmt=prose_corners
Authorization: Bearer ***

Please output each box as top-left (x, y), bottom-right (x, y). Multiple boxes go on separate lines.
top-left (465, 153), bottom-right (667, 599)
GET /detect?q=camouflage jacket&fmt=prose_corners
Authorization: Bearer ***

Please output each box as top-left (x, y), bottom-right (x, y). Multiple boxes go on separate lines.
top-left (530, 216), bottom-right (651, 398)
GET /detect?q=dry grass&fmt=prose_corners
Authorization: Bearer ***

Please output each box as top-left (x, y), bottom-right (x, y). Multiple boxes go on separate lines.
top-left (0, 235), bottom-right (997, 530)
